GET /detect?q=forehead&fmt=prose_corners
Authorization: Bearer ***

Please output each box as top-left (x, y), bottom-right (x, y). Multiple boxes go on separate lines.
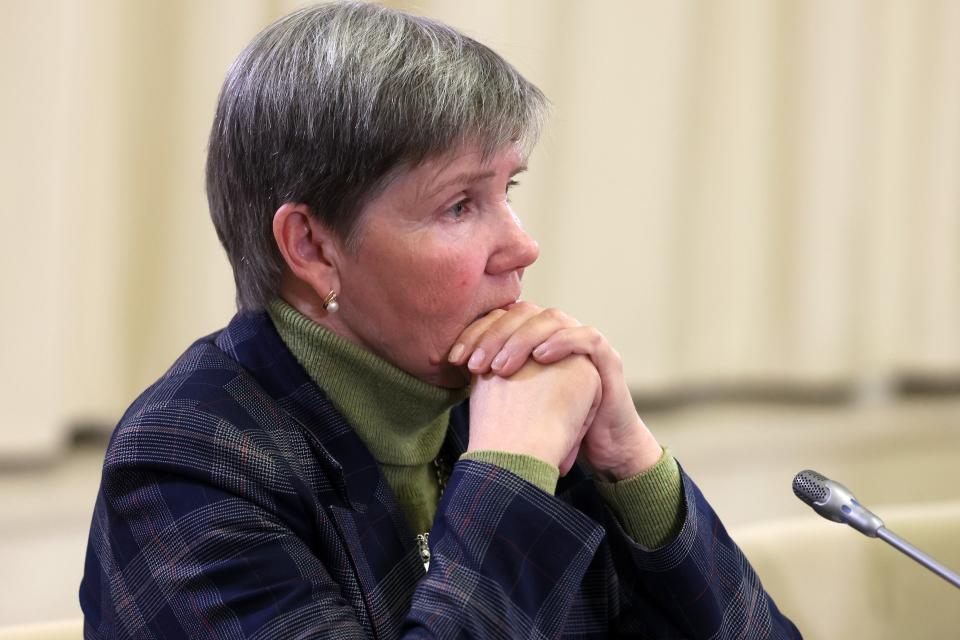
top-left (407, 143), bottom-right (526, 198)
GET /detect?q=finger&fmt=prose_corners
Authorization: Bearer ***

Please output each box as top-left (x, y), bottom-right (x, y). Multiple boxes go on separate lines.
top-left (447, 309), bottom-right (507, 365)
top-left (532, 326), bottom-right (624, 389)
top-left (559, 382), bottom-right (601, 476)
top-left (489, 308), bottom-right (580, 377)
top-left (461, 302), bottom-right (544, 373)
top-left (558, 444), bottom-right (580, 476)
top-left (584, 374), bottom-right (603, 427)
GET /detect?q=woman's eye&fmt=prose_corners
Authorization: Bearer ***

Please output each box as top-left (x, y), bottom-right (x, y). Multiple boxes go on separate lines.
top-left (446, 199), bottom-right (470, 220)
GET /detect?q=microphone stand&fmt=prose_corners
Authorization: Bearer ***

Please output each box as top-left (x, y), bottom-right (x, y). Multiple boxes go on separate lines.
top-left (876, 527), bottom-right (960, 589)
top-left (793, 469), bottom-right (960, 591)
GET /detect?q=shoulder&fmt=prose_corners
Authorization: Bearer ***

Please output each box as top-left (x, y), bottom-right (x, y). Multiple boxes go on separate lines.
top-left (102, 313), bottom-right (311, 501)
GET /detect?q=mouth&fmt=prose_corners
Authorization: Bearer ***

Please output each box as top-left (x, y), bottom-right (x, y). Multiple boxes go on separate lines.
top-left (473, 295), bottom-right (521, 323)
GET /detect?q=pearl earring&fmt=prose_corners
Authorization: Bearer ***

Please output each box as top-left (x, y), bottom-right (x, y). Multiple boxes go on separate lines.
top-left (322, 290), bottom-right (339, 313)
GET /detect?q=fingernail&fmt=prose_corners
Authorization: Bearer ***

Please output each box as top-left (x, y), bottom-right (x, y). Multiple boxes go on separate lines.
top-left (533, 344), bottom-right (549, 358)
top-left (448, 343), bottom-right (465, 362)
top-left (491, 351), bottom-right (508, 371)
top-left (467, 348), bottom-right (486, 370)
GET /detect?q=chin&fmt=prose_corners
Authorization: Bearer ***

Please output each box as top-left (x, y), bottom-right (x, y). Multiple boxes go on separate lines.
top-left (424, 359), bottom-right (471, 389)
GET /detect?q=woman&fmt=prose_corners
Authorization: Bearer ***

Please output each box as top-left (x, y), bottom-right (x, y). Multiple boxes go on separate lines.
top-left (81, 3), bottom-right (800, 638)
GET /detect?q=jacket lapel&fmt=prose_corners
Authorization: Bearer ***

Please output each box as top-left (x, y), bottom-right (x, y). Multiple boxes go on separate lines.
top-left (217, 311), bottom-right (427, 638)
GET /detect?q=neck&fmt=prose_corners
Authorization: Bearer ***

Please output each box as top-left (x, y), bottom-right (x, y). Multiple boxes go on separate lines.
top-left (267, 298), bottom-right (468, 465)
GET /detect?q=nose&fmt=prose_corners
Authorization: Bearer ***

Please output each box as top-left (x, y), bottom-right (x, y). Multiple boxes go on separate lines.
top-left (485, 207), bottom-right (540, 275)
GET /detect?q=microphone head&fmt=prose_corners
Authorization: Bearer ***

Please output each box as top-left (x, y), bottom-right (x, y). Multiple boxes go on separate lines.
top-left (792, 469), bottom-right (884, 536)
top-left (792, 469), bottom-right (829, 506)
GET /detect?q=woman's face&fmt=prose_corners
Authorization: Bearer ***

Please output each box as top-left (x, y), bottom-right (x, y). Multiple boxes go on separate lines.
top-left (329, 143), bottom-right (539, 387)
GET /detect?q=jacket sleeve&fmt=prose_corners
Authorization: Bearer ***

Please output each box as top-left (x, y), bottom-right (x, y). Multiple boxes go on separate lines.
top-left (599, 466), bottom-right (803, 639)
top-left (407, 460), bottom-right (607, 638)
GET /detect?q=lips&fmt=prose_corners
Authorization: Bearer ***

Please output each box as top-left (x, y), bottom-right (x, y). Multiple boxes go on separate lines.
top-left (472, 294), bottom-right (521, 323)
top-left (498, 298), bottom-right (519, 311)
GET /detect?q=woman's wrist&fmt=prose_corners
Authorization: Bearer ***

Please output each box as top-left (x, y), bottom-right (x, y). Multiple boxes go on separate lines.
top-left (589, 420), bottom-right (663, 482)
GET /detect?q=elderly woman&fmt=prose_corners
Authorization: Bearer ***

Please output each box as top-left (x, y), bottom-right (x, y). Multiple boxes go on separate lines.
top-left (81, 3), bottom-right (799, 639)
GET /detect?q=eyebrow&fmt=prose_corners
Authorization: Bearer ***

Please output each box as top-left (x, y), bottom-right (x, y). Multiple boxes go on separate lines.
top-left (425, 165), bottom-right (527, 201)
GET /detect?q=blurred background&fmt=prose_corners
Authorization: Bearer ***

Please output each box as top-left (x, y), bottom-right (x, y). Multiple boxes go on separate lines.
top-left (0, 0), bottom-right (958, 637)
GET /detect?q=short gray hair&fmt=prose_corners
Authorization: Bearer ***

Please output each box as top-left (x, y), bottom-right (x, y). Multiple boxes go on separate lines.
top-left (206, 1), bottom-right (549, 311)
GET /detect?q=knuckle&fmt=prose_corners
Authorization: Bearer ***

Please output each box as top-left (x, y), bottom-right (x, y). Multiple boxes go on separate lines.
top-left (512, 300), bottom-right (540, 313)
top-left (543, 307), bottom-right (565, 322)
top-left (477, 328), bottom-right (511, 351)
top-left (587, 327), bottom-right (605, 348)
top-left (486, 308), bottom-right (508, 323)
top-left (611, 348), bottom-right (624, 369)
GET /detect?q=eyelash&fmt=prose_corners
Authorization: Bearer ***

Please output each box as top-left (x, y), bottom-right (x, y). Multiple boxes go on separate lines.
top-left (506, 179), bottom-right (519, 202)
top-left (445, 180), bottom-right (521, 221)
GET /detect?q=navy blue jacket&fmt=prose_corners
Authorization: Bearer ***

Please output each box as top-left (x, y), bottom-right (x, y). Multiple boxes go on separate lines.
top-left (80, 311), bottom-right (801, 638)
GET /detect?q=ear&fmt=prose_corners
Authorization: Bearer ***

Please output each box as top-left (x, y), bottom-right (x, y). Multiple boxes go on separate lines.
top-left (272, 202), bottom-right (343, 298)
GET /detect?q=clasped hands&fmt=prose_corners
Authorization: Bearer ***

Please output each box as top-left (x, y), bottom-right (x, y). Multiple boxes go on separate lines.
top-left (450, 302), bottom-right (662, 481)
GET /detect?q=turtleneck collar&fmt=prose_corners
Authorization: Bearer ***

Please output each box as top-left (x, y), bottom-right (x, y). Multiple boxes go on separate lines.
top-left (267, 298), bottom-right (468, 466)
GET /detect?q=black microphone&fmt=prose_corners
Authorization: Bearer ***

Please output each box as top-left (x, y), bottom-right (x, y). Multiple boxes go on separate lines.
top-left (792, 469), bottom-right (960, 590)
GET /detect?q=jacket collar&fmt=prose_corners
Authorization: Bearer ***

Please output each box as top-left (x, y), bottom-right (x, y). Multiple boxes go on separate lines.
top-left (213, 310), bottom-right (470, 511)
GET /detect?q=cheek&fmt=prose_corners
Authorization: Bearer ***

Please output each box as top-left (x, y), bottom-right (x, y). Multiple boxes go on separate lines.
top-left (418, 255), bottom-right (483, 318)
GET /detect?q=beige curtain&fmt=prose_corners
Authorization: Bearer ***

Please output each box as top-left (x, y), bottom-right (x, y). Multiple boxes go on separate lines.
top-left (2, 0), bottom-right (958, 457)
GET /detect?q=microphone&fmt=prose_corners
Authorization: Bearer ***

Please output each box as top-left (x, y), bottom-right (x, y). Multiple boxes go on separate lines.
top-left (792, 469), bottom-right (960, 590)
top-left (792, 470), bottom-right (884, 536)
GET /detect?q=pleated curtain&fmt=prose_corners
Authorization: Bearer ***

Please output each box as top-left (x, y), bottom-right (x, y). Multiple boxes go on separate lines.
top-left (1, 0), bottom-right (957, 457)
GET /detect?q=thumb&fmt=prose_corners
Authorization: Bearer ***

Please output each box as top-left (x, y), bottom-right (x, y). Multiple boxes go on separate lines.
top-left (558, 418), bottom-right (591, 476)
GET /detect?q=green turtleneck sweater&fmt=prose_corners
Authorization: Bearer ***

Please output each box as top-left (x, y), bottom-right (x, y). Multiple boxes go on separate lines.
top-left (268, 299), bottom-right (684, 548)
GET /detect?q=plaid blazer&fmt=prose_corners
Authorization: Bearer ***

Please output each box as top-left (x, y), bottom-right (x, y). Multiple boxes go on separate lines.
top-left (80, 311), bottom-right (801, 639)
